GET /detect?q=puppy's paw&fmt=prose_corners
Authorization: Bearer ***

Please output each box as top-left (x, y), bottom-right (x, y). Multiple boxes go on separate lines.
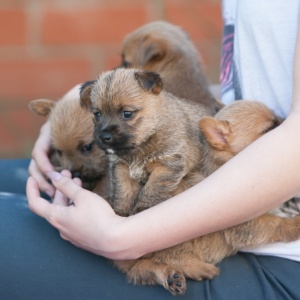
top-left (165, 272), bottom-right (186, 296)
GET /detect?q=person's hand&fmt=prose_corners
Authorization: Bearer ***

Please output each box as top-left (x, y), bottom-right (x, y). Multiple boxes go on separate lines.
top-left (26, 170), bottom-right (124, 258)
top-left (28, 121), bottom-right (55, 197)
top-left (28, 83), bottom-right (83, 197)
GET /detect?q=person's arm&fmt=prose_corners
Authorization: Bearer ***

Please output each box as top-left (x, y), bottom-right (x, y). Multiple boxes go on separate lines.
top-left (26, 112), bottom-right (300, 260)
top-left (26, 12), bottom-right (300, 261)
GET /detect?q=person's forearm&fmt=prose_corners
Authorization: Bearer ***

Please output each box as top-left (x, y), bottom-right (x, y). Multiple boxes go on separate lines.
top-left (291, 8), bottom-right (300, 109)
top-left (109, 112), bottom-right (300, 259)
top-left (27, 11), bottom-right (300, 261)
top-left (107, 9), bottom-right (300, 260)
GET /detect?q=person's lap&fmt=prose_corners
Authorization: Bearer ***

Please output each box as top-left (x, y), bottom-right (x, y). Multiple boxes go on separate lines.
top-left (1, 159), bottom-right (299, 300)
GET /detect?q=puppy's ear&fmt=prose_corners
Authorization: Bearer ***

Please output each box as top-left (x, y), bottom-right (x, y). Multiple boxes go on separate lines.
top-left (137, 39), bottom-right (166, 66)
top-left (134, 71), bottom-right (163, 95)
top-left (80, 80), bottom-right (95, 109)
top-left (28, 99), bottom-right (55, 116)
top-left (199, 117), bottom-right (232, 151)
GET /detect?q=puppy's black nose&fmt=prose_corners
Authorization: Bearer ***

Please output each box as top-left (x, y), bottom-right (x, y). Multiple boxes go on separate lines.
top-left (100, 132), bottom-right (112, 144)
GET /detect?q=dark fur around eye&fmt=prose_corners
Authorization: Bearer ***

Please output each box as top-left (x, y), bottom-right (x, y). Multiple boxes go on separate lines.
top-left (56, 149), bottom-right (63, 157)
top-left (94, 111), bottom-right (101, 122)
top-left (81, 143), bottom-right (93, 154)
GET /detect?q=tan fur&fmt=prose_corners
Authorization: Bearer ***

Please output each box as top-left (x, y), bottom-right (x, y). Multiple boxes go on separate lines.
top-left (198, 100), bottom-right (284, 176)
top-left (80, 68), bottom-right (207, 215)
top-left (120, 21), bottom-right (223, 114)
top-left (29, 94), bottom-right (109, 196)
top-left (115, 100), bottom-right (297, 296)
top-left (81, 71), bottom-right (299, 296)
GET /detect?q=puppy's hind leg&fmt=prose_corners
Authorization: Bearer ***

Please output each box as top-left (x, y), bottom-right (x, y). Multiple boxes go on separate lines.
top-left (115, 258), bottom-right (187, 295)
top-left (224, 214), bottom-right (300, 250)
top-left (170, 255), bottom-right (220, 282)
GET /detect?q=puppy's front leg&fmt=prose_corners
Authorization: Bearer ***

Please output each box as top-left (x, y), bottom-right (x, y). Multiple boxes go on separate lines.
top-left (111, 158), bottom-right (140, 216)
top-left (132, 155), bottom-right (186, 214)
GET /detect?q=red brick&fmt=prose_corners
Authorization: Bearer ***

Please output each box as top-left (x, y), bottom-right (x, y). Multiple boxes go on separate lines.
top-left (42, 6), bottom-right (148, 44)
top-left (0, 9), bottom-right (27, 45)
top-left (102, 45), bottom-right (123, 71)
top-left (0, 59), bottom-right (91, 100)
top-left (104, 54), bottom-right (122, 71)
top-left (194, 38), bottom-right (221, 82)
top-left (0, 105), bottom-right (50, 158)
top-left (165, 3), bottom-right (222, 40)
top-left (0, 119), bottom-right (19, 150)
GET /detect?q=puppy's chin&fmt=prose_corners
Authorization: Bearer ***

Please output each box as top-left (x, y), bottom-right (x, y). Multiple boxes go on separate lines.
top-left (106, 149), bottom-right (115, 154)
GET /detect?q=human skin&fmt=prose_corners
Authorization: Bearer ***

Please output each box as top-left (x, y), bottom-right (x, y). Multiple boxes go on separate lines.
top-left (28, 84), bottom-right (82, 197)
top-left (28, 122), bottom-right (55, 197)
top-left (27, 13), bottom-right (300, 261)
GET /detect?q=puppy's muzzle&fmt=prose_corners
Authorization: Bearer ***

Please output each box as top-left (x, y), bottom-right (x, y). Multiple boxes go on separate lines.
top-left (100, 132), bottom-right (113, 145)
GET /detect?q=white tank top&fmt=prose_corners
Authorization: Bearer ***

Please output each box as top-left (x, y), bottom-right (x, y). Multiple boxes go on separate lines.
top-left (221, 0), bottom-right (299, 119)
top-left (221, 0), bottom-right (300, 261)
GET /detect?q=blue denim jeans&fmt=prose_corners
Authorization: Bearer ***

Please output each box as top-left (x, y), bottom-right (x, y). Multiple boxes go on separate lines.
top-left (1, 159), bottom-right (299, 300)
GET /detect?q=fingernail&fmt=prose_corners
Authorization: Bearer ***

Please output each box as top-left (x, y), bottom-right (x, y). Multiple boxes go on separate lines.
top-left (47, 171), bottom-right (63, 182)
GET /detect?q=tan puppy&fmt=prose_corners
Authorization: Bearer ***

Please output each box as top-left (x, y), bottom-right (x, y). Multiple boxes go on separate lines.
top-left (115, 101), bottom-right (300, 296)
top-left (198, 100), bottom-right (284, 176)
top-left (81, 69), bottom-right (300, 295)
top-left (29, 87), bottom-right (109, 196)
top-left (120, 21), bottom-right (223, 114)
top-left (80, 68), bottom-right (208, 216)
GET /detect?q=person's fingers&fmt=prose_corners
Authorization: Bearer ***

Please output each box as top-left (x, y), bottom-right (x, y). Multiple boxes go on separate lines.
top-left (31, 122), bottom-right (55, 175)
top-left (28, 160), bottom-right (55, 197)
top-left (31, 146), bottom-right (54, 175)
top-left (73, 177), bottom-right (82, 187)
top-left (47, 171), bottom-right (91, 206)
top-left (52, 170), bottom-right (72, 206)
top-left (27, 176), bottom-right (73, 229)
top-left (26, 176), bottom-right (53, 218)
top-left (29, 122), bottom-right (55, 196)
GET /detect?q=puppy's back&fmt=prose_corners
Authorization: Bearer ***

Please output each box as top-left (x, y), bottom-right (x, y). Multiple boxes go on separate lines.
top-left (121, 21), bottom-right (223, 114)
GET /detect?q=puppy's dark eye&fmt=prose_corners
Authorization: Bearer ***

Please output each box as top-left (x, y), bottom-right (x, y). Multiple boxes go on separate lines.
top-left (82, 143), bottom-right (93, 154)
top-left (94, 111), bottom-right (101, 122)
top-left (122, 111), bottom-right (133, 119)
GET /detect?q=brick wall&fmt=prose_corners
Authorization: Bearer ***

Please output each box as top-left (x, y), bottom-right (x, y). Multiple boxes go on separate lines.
top-left (0, 0), bottom-right (222, 158)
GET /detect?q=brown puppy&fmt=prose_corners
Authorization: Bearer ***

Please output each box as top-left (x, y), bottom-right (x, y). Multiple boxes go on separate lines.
top-left (115, 100), bottom-right (300, 296)
top-left (80, 68), bottom-right (208, 216)
top-left (198, 100), bottom-right (284, 176)
top-left (29, 88), bottom-right (109, 196)
top-left (81, 69), bottom-right (300, 295)
top-left (120, 21), bottom-right (223, 114)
